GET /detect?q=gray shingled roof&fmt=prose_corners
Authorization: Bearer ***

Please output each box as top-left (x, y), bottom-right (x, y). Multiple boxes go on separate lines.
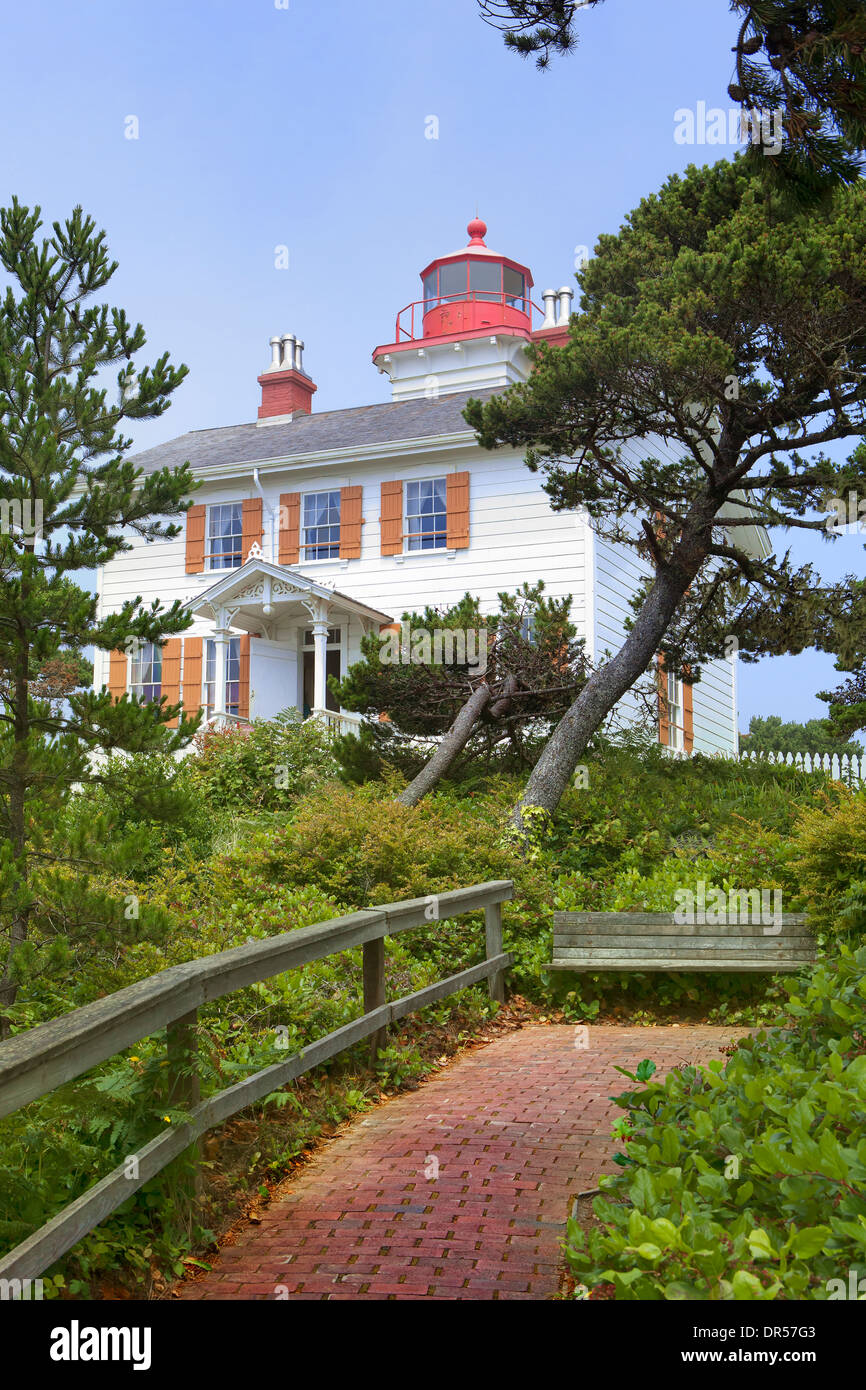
top-left (130, 388), bottom-right (496, 476)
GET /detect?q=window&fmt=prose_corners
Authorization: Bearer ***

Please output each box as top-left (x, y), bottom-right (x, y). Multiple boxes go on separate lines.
top-left (469, 260), bottom-right (501, 303)
top-left (503, 265), bottom-right (526, 308)
top-left (405, 478), bottom-right (447, 551)
top-left (203, 637), bottom-right (241, 717)
top-left (665, 670), bottom-right (684, 750)
top-left (130, 642), bottom-right (161, 702)
top-left (302, 491), bottom-right (341, 560)
top-left (422, 261), bottom-right (527, 311)
top-left (207, 503), bottom-right (243, 570)
top-left (437, 260), bottom-right (468, 302)
top-left (422, 270), bottom-right (437, 311)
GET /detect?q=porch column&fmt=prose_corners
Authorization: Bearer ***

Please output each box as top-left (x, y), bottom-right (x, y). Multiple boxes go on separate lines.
top-left (212, 626), bottom-right (230, 723)
top-left (311, 617), bottom-right (329, 710)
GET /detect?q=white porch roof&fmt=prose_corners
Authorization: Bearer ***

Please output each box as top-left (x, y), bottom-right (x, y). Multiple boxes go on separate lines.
top-left (185, 557), bottom-right (392, 636)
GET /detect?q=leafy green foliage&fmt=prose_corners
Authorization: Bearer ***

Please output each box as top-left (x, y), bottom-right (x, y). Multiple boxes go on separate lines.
top-left (0, 729), bottom-right (846, 1295)
top-left (791, 788), bottom-right (866, 939)
top-left (185, 709), bottom-right (339, 814)
top-left (565, 946), bottom-right (866, 1299)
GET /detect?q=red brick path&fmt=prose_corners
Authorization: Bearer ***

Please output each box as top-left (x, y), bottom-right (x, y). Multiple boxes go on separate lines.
top-left (178, 1024), bottom-right (746, 1301)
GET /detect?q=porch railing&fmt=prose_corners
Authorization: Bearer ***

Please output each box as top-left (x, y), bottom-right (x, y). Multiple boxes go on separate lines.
top-left (311, 707), bottom-right (364, 738)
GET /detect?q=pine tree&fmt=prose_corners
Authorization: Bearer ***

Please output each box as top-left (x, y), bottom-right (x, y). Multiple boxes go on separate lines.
top-left (478, 1), bottom-right (866, 196)
top-left (332, 584), bottom-right (591, 803)
top-left (465, 157), bottom-right (866, 830)
top-left (0, 200), bottom-right (198, 1032)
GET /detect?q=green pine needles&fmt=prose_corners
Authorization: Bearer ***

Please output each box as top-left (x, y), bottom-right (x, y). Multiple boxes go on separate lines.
top-left (0, 200), bottom-right (200, 1034)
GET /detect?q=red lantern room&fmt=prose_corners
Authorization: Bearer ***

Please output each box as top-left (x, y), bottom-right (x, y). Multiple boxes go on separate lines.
top-left (373, 217), bottom-right (572, 402)
top-left (417, 217), bottom-right (534, 340)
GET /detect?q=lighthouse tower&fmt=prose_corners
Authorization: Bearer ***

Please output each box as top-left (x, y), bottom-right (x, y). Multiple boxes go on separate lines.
top-left (372, 218), bottom-right (573, 402)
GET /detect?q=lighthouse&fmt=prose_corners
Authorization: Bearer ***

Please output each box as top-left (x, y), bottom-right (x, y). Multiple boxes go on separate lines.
top-left (373, 217), bottom-right (574, 401)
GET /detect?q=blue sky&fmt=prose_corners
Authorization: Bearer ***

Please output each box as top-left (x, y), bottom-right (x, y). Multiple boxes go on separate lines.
top-left (1, 0), bottom-right (862, 731)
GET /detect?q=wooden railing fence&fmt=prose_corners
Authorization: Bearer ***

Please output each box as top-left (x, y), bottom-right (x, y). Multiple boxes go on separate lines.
top-left (0, 879), bottom-right (513, 1282)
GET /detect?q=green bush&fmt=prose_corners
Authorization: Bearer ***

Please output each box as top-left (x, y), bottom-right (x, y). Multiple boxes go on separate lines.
top-left (245, 778), bottom-right (551, 991)
top-left (565, 946), bottom-right (866, 1300)
top-left (187, 709), bottom-right (339, 813)
top-left (791, 787), bottom-right (866, 939)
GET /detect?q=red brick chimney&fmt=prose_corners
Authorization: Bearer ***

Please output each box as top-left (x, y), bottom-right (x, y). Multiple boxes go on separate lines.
top-left (257, 333), bottom-right (317, 421)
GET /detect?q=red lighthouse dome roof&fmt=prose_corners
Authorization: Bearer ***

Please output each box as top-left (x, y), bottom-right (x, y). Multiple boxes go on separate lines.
top-left (431, 216), bottom-right (535, 274)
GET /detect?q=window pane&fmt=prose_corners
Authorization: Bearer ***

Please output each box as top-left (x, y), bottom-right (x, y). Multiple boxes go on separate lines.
top-left (503, 265), bottom-right (525, 307)
top-left (438, 260), bottom-right (467, 301)
top-left (423, 270), bottom-right (437, 310)
top-left (469, 260), bottom-right (501, 303)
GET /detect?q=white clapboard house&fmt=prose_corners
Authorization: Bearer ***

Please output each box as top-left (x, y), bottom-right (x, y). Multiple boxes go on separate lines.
top-left (95, 218), bottom-right (766, 754)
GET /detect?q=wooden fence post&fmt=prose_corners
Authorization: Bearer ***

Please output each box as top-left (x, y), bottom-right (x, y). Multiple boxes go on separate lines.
top-left (485, 902), bottom-right (505, 1004)
top-left (363, 937), bottom-right (387, 1068)
top-left (166, 1008), bottom-right (202, 1227)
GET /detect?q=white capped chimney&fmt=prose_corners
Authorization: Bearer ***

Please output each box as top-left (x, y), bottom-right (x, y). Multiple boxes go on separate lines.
top-left (542, 289), bottom-right (559, 329)
top-left (557, 286), bottom-right (574, 326)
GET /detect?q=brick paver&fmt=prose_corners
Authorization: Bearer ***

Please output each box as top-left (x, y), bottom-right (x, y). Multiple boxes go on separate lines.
top-left (177, 1024), bottom-right (747, 1301)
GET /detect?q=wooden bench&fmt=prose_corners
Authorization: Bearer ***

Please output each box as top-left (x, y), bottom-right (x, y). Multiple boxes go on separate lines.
top-left (552, 911), bottom-right (815, 973)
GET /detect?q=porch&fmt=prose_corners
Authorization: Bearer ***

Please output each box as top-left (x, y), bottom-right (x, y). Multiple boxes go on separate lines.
top-left (186, 557), bottom-right (391, 734)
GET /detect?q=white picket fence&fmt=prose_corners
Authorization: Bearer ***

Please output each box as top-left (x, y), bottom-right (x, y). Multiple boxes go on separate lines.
top-left (736, 748), bottom-right (864, 787)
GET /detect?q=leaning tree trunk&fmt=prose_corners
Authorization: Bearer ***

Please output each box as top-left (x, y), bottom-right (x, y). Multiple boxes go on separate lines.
top-left (397, 682), bottom-right (492, 807)
top-left (511, 553), bottom-right (705, 832)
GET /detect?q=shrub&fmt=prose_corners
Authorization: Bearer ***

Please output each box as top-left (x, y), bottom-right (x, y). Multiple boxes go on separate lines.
top-left (187, 709), bottom-right (339, 813)
top-left (791, 788), bottom-right (866, 939)
top-left (565, 946), bottom-right (866, 1300)
top-left (63, 749), bottom-right (215, 878)
top-left (249, 779), bottom-right (551, 990)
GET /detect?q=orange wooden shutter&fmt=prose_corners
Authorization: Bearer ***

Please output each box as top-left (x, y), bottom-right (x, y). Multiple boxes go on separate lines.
top-left (657, 654), bottom-right (670, 746)
top-left (108, 649), bottom-right (128, 698)
top-left (340, 486), bottom-right (363, 560)
top-left (185, 504), bottom-right (206, 573)
top-left (380, 480), bottom-right (403, 555)
top-left (446, 471), bottom-right (470, 549)
top-left (161, 638), bottom-right (182, 727)
top-left (238, 634), bottom-right (251, 718)
top-left (683, 669), bottom-right (694, 753)
top-left (242, 496), bottom-right (264, 562)
top-left (182, 637), bottom-right (203, 717)
top-left (279, 492), bottom-right (300, 565)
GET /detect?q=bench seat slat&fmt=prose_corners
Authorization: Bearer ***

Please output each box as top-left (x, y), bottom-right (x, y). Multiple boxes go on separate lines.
top-left (551, 958), bottom-right (810, 973)
top-left (551, 909), bottom-right (814, 974)
top-left (553, 937), bottom-right (814, 952)
top-left (554, 923), bottom-right (811, 939)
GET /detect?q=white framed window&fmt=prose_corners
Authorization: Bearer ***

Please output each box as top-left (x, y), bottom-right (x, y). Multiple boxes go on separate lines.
top-left (203, 637), bottom-right (241, 717)
top-left (302, 491), bottom-right (341, 560)
top-left (206, 503), bottom-right (244, 570)
top-left (405, 477), bottom-right (447, 551)
top-left (130, 642), bottom-right (162, 702)
top-left (666, 670), bottom-right (684, 750)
